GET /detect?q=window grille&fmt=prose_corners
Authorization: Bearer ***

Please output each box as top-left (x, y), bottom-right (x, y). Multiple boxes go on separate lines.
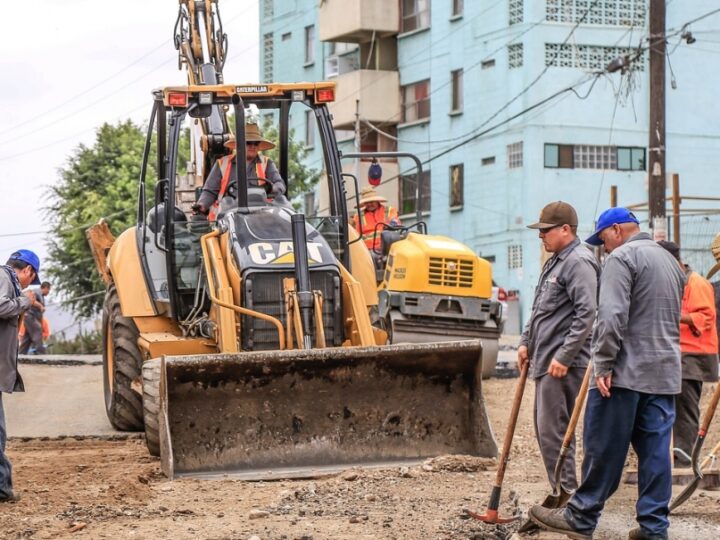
top-left (507, 142), bottom-right (523, 169)
top-left (546, 0), bottom-right (646, 27)
top-left (263, 0), bottom-right (274, 20)
top-left (508, 245), bottom-right (523, 270)
top-left (263, 33), bottom-right (273, 83)
top-left (509, 0), bottom-right (524, 25)
top-left (545, 43), bottom-right (644, 71)
top-left (508, 43), bottom-right (524, 68)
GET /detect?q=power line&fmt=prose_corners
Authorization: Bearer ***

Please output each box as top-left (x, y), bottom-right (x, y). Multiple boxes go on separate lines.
top-left (0, 103), bottom-right (148, 162)
top-left (2, 2), bottom-right (256, 140)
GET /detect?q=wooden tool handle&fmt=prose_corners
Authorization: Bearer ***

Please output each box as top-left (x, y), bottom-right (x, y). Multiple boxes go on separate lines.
top-left (495, 362), bottom-right (529, 485)
top-left (561, 362), bottom-right (593, 448)
top-left (699, 383), bottom-right (720, 436)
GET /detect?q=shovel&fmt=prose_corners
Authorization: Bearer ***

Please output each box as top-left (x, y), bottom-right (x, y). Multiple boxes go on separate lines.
top-left (518, 362), bottom-right (593, 533)
top-left (670, 382), bottom-right (720, 512)
top-left (465, 362), bottom-right (529, 524)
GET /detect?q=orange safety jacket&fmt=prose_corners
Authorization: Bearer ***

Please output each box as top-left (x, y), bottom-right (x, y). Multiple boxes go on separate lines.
top-left (352, 205), bottom-right (399, 251)
top-left (680, 271), bottom-right (719, 354)
top-left (208, 154), bottom-right (268, 221)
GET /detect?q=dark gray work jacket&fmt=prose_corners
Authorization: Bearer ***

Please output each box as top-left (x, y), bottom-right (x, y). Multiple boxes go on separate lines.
top-left (592, 232), bottom-right (686, 394)
top-left (521, 238), bottom-right (600, 379)
top-left (0, 268), bottom-right (30, 393)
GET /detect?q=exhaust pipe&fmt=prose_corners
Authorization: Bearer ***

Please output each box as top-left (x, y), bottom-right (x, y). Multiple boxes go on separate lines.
top-left (291, 214), bottom-right (314, 349)
top-left (231, 94), bottom-right (248, 210)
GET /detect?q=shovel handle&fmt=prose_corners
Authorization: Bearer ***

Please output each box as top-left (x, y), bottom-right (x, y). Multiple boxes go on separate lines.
top-left (561, 362), bottom-right (593, 449)
top-left (494, 362), bottom-right (529, 486)
top-left (551, 362), bottom-right (593, 491)
top-left (699, 383), bottom-right (720, 436)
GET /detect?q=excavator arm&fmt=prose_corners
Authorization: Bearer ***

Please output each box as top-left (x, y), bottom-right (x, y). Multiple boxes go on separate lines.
top-left (174, 0), bottom-right (230, 176)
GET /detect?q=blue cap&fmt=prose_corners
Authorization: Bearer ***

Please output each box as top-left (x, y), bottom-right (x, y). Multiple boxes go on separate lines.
top-left (585, 207), bottom-right (640, 246)
top-left (9, 249), bottom-right (41, 285)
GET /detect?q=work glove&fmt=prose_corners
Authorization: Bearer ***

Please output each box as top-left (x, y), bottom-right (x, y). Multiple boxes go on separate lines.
top-left (271, 182), bottom-right (286, 196)
top-left (191, 202), bottom-right (209, 216)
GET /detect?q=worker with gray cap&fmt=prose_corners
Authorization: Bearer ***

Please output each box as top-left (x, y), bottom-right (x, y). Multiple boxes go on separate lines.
top-left (530, 207), bottom-right (685, 540)
top-left (518, 201), bottom-right (599, 501)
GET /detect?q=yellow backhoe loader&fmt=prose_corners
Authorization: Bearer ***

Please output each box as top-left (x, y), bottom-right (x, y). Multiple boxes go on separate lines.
top-left (86, 1), bottom-right (499, 479)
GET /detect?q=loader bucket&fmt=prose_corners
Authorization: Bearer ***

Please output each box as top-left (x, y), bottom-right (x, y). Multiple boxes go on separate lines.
top-left (158, 340), bottom-right (497, 480)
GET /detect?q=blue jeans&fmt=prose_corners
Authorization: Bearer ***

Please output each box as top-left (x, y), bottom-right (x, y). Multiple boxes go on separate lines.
top-left (0, 393), bottom-right (13, 498)
top-left (564, 388), bottom-right (675, 536)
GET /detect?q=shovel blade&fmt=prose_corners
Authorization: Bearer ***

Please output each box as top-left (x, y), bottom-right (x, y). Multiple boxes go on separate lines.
top-left (669, 477), bottom-right (701, 513)
top-left (517, 487), bottom-right (573, 533)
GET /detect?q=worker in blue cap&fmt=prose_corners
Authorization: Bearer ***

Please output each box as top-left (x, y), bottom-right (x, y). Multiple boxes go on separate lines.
top-left (529, 208), bottom-right (685, 540)
top-left (0, 249), bottom-right (42, 502)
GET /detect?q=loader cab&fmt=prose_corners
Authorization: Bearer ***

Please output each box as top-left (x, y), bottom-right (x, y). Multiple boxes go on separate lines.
top-left (135, 84), bottom-right (349, 323)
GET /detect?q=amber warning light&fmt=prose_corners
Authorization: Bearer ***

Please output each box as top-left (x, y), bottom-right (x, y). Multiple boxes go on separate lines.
top-left (168, 92), bottom-right (189, 107)
top-left (315, 88), bottom-right (335, 103)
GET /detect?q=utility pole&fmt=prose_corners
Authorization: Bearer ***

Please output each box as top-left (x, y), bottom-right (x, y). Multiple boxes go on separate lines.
top-left (648, 0), bottom-right (667, 240)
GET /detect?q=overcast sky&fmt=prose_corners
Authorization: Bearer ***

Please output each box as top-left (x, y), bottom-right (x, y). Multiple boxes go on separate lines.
top-left (0, 0), bottom-right (259, 272)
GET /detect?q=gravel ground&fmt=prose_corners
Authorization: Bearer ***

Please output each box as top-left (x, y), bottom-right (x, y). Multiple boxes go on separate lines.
top-left (1, 378), bottom-right (719, 539)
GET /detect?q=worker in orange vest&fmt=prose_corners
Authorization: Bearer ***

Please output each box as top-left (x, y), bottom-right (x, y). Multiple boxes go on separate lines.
top-left (194, 122), bottom-right (286, 220)
top-left (658, 240), bottom-right (719, 467)
top-left (351, 186), bottom-right (400, 253)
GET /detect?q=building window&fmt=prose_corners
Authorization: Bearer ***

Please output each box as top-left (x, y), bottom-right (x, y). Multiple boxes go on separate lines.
top-left (508, 244), bottom-right (523, 270)
top-left (545, 143), bottom-right (646, 170)
top-left (508, 43), bottom-right (523, 68)
top-left (305, 110), bottom-right (315, 148)
top-left (509, 0), bottom-right (523, 25)
top-left (545, 144), bottom-right (574, 168)
top-left (399, 170), bottom-right (431, 215)
top-left (263, 0), bottom-right (274, 20)
top-left (481, 156), bottom-right (496, 166)
top-left (450, 70), bottom-right (463, 113)
top-left (452, 0), bottom-right (463, 17)
top-left (450, 164), bottom-right (463, 208)
top-left (263, 33), bottom-right (273, 83)
top-left (304, 191), bottom-right (316, 217)
top-left (617, 147), bottom-right (646, 171)
top-left (481, 59), bottom-right (496, 69)
top-left (304, 25), bottom-right (315, 64)
top-left (507, 141), bottom-right (523, 169)
top-left (574, 145), bottom-right (617, 170)
top-left (401, 79), bottom-right (431, 123)
top-left (401, 0), bottom-right (431, 33)
top-left (282, 32), bottom-right (291, 41)
top-left (546, 0), bottom-right (647, 27)
top-left (545, 43), bottom-right (645, 71)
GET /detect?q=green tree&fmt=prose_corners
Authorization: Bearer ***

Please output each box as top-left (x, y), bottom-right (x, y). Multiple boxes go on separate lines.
top-left (46, 120), bottom-right (153, 317)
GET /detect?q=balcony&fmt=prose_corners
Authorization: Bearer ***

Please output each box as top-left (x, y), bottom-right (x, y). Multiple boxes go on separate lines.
top-left (319, 0), bottom-right (399, 43)
top-left (329, 70), bottom-right (400, 130)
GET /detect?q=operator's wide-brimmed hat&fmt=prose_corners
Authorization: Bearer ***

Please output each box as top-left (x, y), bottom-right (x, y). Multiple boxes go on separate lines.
top-left (707, 233), bottom-right (720, 279)
top-left (224, 123), bottom-right (275, 151)
top-left (359, 186), bottom-right (387, 206)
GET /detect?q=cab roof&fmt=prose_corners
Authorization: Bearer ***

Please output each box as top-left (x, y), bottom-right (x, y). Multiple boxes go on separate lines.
top-left (157, 82), bottom-right (336, 107)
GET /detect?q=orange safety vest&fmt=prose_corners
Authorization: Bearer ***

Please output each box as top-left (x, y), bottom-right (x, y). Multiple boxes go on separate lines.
top-left (680, 271), bottom-right (719, 355)
top-left (352, 205), bottom-right (399, 251)
top-left (208, 154), bottom-right (268, 221)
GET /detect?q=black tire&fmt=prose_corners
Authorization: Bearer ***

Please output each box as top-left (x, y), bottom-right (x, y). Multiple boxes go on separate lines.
top-left (102, 284), bottom-right (144, 431)
top-left (142, 359), bottom-right (161, 457)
